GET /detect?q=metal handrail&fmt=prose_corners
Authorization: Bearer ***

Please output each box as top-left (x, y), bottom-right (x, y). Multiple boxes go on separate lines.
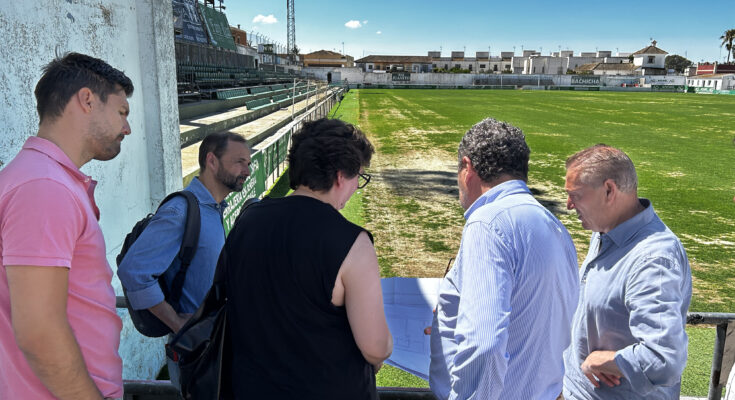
top-left (687, 312), bottom-right (735, 400)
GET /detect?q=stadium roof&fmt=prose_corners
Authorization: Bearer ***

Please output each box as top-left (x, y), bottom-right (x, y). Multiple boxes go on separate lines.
top-left (355, 55), bottom-right (432, 64)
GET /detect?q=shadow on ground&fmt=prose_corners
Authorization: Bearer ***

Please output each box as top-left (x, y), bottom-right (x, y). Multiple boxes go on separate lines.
top-left (379, 169), bottom-right (458, 198)
top-left (529, 187), bottom-right (571, 217)
top-left (378, 169), bottom-right (571, 218)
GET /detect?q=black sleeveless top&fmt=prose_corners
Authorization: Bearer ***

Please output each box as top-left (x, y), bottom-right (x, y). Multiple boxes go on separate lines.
top-left (224, 195), bottom-right (377, 400)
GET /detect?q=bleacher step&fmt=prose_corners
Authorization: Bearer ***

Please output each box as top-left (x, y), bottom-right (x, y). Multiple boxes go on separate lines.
top-left (181, 90), bottom-right (331, 183)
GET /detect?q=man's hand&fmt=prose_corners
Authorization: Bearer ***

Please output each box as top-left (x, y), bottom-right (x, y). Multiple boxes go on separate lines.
top-left (148, 302), bottom-right (191, 333)
top-left (424, 307), bottom-right (437, 335)
top-left (581, 350), bottom-right (622, 388)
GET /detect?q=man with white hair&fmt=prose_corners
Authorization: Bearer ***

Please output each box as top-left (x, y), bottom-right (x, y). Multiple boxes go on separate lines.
top-left (563, 144), bottom-right (692, 399)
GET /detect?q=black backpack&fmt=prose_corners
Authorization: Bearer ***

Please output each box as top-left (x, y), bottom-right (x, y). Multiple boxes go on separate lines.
top-left (116, 191), bottom-right (200, 338)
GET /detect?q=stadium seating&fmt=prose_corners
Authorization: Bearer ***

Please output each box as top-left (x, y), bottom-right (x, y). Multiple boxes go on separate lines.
top-left (246, 98), bottom-right (272, 110)
top-left (176, 61), bottom-right (299, 92)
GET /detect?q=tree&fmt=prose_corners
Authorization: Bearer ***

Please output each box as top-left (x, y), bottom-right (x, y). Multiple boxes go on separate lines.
top-left (721, 29), bottom-right (735, 63)
top-left (665, 55), bottom-right (693, 73)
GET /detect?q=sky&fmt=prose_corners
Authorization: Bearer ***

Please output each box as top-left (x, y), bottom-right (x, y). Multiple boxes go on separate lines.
top-left (222, 0), bottom-right (734, 63)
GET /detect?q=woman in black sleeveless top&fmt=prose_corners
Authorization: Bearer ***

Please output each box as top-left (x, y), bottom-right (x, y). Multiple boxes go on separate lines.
top-left (224, 118), bottom-right (393, 400)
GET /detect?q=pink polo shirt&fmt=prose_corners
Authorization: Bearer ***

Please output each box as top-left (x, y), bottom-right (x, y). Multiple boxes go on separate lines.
top-left (0, 137), bottom-right (123, 398)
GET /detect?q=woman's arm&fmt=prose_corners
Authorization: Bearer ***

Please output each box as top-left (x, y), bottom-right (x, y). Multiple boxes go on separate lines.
top-left (333, 231), bottom-right (393, 368)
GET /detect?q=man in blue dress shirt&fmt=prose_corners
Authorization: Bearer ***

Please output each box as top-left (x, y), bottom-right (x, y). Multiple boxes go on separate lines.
top-left (117, 132), bottom-right (250, 384)
top-left (562, 144), bottom-right (692, 399)
top-left (429, 118), bottom-right (580, 400)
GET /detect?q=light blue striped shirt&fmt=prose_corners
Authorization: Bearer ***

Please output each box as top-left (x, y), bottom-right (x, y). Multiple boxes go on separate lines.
top-left (563, 199), bottom-right (692, 400)
top-left (430, 180), bottom-right (579, 400)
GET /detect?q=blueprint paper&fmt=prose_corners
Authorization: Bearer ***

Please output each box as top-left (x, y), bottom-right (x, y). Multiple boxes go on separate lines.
top-left (381, 277), bottom-right (442, 381)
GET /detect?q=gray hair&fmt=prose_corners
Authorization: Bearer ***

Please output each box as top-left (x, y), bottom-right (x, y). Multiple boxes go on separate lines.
top-left (565, 144), bottom-right (638, 192)
top-left (458, 118), bottom-right (530, 182)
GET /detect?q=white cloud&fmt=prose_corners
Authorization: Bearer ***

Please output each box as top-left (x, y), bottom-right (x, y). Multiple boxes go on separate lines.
top-left (253, 14), bottom-right (278, 24)
top-left (345, 20), bottom-right (362, 29)
top-left (363, 20), bottom-right (368, 24)
top-left (376, 31), bottom-right (382, 35)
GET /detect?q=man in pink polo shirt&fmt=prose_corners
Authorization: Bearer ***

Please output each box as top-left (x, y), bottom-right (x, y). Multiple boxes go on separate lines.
top-left (0, 53), bottom-right (134, 399)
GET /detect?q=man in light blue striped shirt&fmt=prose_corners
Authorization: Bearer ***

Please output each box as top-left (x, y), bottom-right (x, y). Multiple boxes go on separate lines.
top-left (429, 118), bottom-right (580, 400)
top-left (562, 145), bottom-right (692, 399)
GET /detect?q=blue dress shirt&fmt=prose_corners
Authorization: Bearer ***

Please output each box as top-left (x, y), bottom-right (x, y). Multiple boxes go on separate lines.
top-left (563, 199), bottom-right (692, 400)
top-left (117, 178), bottom-right (227, 313)
top-left (430, 180), bottom-right (579, 400)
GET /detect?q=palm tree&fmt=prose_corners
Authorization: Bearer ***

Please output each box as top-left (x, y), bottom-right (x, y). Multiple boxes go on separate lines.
top-left (721, 29), bottom-right (735, 63)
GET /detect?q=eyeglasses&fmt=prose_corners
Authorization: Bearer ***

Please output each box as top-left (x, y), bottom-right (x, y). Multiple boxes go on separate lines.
top-left (358, 172), bottom-right (371, 189)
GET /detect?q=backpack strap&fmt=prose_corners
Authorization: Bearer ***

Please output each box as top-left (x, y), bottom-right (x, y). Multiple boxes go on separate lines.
top-left (158, 191), bottom-right (201, 307)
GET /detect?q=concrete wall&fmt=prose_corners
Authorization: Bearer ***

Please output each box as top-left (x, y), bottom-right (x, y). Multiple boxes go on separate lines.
top-left (318, 70), bottom-right (682, 89)
top-left (0, 1), bottom-right (180, 380)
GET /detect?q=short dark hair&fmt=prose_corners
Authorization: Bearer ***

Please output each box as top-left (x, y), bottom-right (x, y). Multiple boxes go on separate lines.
top-left (288, 118), bottom-right (374, 191)
top-left (199, 132), bottom-right (248, 171)
top-left (566, 144), bottom-right (637, 192)
top-left (458, 118), bottom-right (530, 182)
top-left (34, 52), bottom-right (134, 123)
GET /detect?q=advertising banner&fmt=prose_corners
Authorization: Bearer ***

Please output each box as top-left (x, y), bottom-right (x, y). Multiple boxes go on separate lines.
top-left (199, 5), bottom-right (237, 51)
top-left (571, 76), bottom-right (601, 85)
top-left (277, 132), bottom-right (289, 165)
top-left (172, 0), bottom-right (208, 45)
top-left (645, 75), bottom-right (685, 85)
top-left (392, 72), bottom-right (411, 82)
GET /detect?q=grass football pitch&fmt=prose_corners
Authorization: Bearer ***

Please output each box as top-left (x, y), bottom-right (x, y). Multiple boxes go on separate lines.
top-left (327, 88), bottom-right (735, 396)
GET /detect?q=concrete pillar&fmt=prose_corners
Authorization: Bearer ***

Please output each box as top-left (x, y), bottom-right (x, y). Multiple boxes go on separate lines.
top-left (0, 0), bottom-right (179, 380)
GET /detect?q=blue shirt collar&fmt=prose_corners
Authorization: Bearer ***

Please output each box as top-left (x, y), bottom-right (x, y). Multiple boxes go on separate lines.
top-left (464, 179), bottom-right (530, 219)
top-left (187, 177), bottom-right (228, 208)
top-left (603, 198), bottom-right (654, 248)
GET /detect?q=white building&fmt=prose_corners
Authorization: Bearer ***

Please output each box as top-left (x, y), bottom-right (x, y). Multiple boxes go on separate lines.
top-left (632, 41), bottom-right (668, 75)
top-left (524, 56), bottom-right (567, 75)
top-left (686, 74), bottom-right (735, 91)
